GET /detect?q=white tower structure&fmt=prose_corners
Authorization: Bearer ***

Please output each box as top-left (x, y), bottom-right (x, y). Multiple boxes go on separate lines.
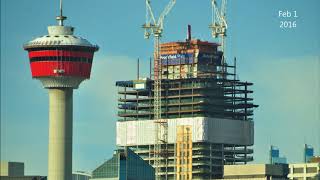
top-left (23, 1), bottom-right (99, 180)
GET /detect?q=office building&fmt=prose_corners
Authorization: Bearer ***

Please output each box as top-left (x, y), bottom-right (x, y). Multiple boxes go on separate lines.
top-left (220, 164), bottom-right (289, 180)
top-left (304, 145), bottom-right (315, 163)
top-left (73, 171), bottom-right (91, 180)
top-left (270, 146), bottom-right (287, 164)
top-left (0, 162), bottom-right (24, 176)
top-left (0, 176), bottom-right (46, 180)
top-left (288, 163), bottom-right (320, 180)
top-left (91, 148), bottom-right (155, 180)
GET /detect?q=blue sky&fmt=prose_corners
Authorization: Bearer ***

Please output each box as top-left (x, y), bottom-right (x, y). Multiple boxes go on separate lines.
top-left (1, 0), bottom-right (319, 176)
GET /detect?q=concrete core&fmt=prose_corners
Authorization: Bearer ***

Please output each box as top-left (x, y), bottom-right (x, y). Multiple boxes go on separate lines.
top-left (48, 88), bottom-right (73, 180)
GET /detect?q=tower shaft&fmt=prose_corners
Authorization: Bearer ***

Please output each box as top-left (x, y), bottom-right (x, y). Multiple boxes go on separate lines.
top-left (48, 88), bottom-right (73, 180)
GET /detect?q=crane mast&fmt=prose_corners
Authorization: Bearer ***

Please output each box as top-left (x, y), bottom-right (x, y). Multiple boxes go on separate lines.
top-left (209, 0), bottom-right (228, 77)
top-left (142, 0), bottom-right (176, 179)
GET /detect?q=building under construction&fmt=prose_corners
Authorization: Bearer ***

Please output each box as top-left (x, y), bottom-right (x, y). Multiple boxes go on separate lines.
top-left (116, 38), bottom-right (258, 179)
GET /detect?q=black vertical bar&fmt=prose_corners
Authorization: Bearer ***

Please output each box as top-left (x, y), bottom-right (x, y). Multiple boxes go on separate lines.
top-left (234, 57), bottom-right (237, 80)
top-left (150, 57), bottom-right (152, 79)
top-left (137, 58), bottom-right (140, 79)
top-left (245, 82), bottom-right (248, 121)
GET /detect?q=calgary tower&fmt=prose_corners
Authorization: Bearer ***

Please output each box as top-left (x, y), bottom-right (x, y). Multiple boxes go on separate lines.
top-left (23, 0), bottom-right (99, 180)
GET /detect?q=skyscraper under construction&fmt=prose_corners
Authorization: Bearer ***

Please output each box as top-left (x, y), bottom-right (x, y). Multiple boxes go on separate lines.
top-left (116, 35), bottom-right (257, 179)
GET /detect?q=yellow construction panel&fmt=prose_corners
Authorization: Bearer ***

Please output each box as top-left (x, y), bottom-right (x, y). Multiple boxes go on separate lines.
top-left (176, 125), bottom-right (192, 180)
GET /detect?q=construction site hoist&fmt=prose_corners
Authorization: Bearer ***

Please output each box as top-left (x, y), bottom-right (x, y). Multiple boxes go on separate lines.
top-left (142, 0), bottom-right (176, 179)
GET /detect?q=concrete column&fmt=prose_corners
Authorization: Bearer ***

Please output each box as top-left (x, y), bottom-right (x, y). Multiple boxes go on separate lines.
top-left (48, 88), bottom-right (73, 180)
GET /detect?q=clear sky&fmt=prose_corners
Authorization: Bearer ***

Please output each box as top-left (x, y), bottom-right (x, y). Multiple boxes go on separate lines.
top-left (1, 0), bottom-right (319, 176)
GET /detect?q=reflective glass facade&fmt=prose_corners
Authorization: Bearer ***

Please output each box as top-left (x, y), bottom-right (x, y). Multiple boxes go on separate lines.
top-left (91, 148), bottom-right (155, 180)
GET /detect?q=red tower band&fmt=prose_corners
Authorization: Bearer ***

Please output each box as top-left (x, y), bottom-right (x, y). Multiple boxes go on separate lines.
top-left (26, 47), bottom-right (96, 78)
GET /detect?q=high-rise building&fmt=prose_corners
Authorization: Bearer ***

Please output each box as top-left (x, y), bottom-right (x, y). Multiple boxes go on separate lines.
top-left (23, 1), bottom-right (99, 180)
top-left (0, 161), bottom-right (24, 176)
top-left (270, 146), bottom-right (287, 165)
top-left (116, 38), bottom-right (258, 179)
top-left (304, 144), bottom-right (315, 163)
top-left (91, 148), bottom-right (155, 180)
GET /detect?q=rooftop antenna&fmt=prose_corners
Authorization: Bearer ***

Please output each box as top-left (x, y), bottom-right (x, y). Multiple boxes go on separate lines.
top-left (149, 57), bottom-right (152, 79)
top-left (137, 58), bottom-right (140, 79)
top-left (56, 0), bottom-right (67, 26)
top-left (187, 24), bottom-right (192, 41)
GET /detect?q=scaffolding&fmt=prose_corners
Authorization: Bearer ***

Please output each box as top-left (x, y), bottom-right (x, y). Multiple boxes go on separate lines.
top-left (142, 1), bottom-right (176, 178)
top-left (116, 39), bottom-right (258, 179)
top-left (117, 77), bottom-right (256, 121)
top-left (121, 143), bottom-right (253, 180)
top-left (116, 72), bottom-right (257, 180)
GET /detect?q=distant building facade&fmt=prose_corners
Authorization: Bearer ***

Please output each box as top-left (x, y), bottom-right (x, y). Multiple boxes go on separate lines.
top-left (0, 162), bottom-right (24, 176)
top-left (0, 176), bottom-right (46, 180)
top-left (288, 163), bottom-right (320, 180)
top-left (270, 146), bottom-right (287, 165)
top-left (90, 148), bottom-right (155, 180)
top-left (73, 171), bottom-right (91, 180)
top-left (220, 164), bottom-right (289, 180)
top-left (309, 157), bottom-right (320, 163)
top-left (304, 144), bottom-right (314, 163)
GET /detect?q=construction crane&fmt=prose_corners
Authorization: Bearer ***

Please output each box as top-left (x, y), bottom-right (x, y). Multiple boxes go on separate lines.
top-left (142, 0), bottom-right (176, 179)
top-left (209, 0), bottom-right (228, 77)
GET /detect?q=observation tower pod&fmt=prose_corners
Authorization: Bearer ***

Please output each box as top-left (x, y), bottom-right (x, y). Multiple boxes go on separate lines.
top-left (23, 2), bottom-right (99, 180)
top-left (23, 25), bottom-right (99, 88)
